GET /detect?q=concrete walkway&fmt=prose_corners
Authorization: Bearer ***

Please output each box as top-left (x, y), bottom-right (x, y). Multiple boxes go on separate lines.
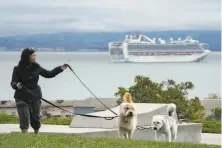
top-left (0, 124), bottom-right (221, 145)
top-left (0, 124), bottom-right (115, 134)
top-left (201, 133), bottom-right (221, 145)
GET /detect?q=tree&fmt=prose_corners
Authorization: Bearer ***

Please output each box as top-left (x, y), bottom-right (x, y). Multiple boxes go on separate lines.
top-left (211, 107), bottom-right (221, 121)
top-left (186, 97), bottom-right (205, 120)
top-left (206, 107), bottom-right (221, 121)
top-left (114, 75), bottom-right (205, 120)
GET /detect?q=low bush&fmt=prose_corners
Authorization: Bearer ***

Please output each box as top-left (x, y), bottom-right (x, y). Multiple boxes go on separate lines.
top-left (41, 117), bottom-right (72, 125)
top-left (192, 120), bottom-right (221, 134)
top-left (0, 113), bottom-right (19, 124)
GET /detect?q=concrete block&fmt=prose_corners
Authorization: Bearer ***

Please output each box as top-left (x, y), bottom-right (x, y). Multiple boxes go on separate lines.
top-left (70, 103), bottom-right (178, 128)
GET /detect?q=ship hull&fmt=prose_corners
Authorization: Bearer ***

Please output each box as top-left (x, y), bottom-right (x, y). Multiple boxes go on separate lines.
top-left (125, 52), bottom-right (209, 63)
top-left (110, 50), bottom-right (210, 63)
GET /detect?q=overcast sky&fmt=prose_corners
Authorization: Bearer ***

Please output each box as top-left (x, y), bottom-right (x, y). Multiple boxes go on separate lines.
top-left (0, 0), bottom-right (220, 36)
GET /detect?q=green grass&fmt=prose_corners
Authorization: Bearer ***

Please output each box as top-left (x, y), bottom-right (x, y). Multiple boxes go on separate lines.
top-left (0, 134), bottom-right (220, 148)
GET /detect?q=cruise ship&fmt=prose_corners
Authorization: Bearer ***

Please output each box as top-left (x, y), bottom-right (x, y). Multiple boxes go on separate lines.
top-left (108, 34), bottom-right (211, 63)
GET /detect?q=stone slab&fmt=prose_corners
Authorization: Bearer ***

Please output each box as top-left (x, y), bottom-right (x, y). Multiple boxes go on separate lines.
top-left (70, 103), bottom-right (178, 128)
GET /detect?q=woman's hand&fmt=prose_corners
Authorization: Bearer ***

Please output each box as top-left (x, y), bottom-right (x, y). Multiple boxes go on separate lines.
top-left (16, 82), bottom-right (22, 89)
top-left (61, 64), bottom-right (68, 70)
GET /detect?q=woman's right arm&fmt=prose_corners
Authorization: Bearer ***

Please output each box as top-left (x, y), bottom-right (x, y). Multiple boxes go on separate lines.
top-left (10, 66), bottom-right (20, 90)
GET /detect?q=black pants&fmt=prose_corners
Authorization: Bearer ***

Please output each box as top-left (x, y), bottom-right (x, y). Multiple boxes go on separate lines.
top-left (15, 98), bottom-right (41, 130)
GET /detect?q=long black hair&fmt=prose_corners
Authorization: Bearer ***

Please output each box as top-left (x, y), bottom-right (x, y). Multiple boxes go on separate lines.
top-left (18, 48), bottom-right (37, 69)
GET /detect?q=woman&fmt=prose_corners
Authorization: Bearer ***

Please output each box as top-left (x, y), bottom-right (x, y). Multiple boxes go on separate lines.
top-left (10, 48), bottom-right (68, 134)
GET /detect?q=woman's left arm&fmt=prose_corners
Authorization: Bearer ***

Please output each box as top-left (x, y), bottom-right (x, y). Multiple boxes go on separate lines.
top-left (40, 65), bottom-right (67, 78)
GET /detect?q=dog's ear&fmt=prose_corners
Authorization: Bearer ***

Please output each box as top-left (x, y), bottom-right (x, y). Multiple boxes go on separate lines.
top-left (123, 92), bottom-right (133, 103)
top-left (161, 118), bottom-right (165, 124)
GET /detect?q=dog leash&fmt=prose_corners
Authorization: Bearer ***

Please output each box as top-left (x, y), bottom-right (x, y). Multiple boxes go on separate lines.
top-left (64, 64), bottom-right (118, 116)
top-left (20, 84), bottom-right (117, 120)
top-left (136, 125), bottom-right (153, 130)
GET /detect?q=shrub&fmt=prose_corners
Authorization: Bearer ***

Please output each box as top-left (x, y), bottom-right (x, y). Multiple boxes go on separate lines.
top-left (192, 120), bottom-right (221, 134)
top-left (0, 113), bottom-right (72, 125)
top-left (205, 107), bottom-right (221, 121)
top-left (41, 117), bottom-right (72, 125)
top-left (0, 113), bottom-right (19, 124)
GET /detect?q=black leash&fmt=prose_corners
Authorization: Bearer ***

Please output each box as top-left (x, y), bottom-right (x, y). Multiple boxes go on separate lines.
top-left (20, 84), bottom-right (117, 120)
top-left (65, 64), bottom-right (153, 130)
top-left (136, 126), bottom-right (153, 130)
top-left (64, 64), bottom-right (118, 116)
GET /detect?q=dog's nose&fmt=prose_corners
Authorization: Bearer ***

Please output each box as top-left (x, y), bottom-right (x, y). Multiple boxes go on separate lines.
top-left (154, 127), bottom-right (157, 130)
top-left (129, 112), bottom-right (133, 116)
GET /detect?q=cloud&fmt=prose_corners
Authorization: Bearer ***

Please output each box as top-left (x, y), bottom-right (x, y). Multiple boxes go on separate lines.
top-left (0, 0), bottom-right (220, 35)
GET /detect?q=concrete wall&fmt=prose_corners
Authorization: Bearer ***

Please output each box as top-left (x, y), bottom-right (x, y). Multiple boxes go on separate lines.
top-left (0, 108), bottom-right (18, 116)
top-left (73, 107), bottom-right (95, 114)
top-left (40, 106), bottom-right (73, 117)
top-left (75, 123), bottom-right (202, 143)
top-left (70, 103), bottom-right (178, 128)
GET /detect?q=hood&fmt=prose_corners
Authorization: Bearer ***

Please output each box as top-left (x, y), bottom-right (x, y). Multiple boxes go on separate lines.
top-left (18, 48), bottom-right (36, 68)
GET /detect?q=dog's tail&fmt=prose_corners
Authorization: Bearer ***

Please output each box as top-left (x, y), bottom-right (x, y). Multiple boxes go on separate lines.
top-left (167, 103), bottom-right (176, 117)
top-left (123, 92), bottom-right (133, 103)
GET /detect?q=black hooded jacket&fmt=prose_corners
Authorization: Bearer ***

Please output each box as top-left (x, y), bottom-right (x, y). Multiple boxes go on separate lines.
top-left (10, 48), bottom-right (63, 100)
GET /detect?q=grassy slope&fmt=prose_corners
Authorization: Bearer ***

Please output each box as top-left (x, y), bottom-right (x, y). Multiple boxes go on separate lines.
top-left (0, 134), bottom-right (220, 148)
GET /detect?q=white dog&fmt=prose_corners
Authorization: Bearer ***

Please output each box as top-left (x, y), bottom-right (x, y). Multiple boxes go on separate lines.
top-left (116, 92), bottom-right (137, 139)
top-left (151, 103), bottom-right (178, 142)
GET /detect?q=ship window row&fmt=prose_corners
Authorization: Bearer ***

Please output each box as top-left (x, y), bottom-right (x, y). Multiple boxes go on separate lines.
top-left (127, 45), bottom-right (199, 50)
top-left (128, 52), bottom-right (201, 56)
top-left (110, 49), bottom-right (123, 55)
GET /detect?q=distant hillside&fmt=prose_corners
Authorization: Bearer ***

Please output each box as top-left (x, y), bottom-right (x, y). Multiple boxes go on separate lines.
top-left (0, 30), bottom-right (220, 51)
